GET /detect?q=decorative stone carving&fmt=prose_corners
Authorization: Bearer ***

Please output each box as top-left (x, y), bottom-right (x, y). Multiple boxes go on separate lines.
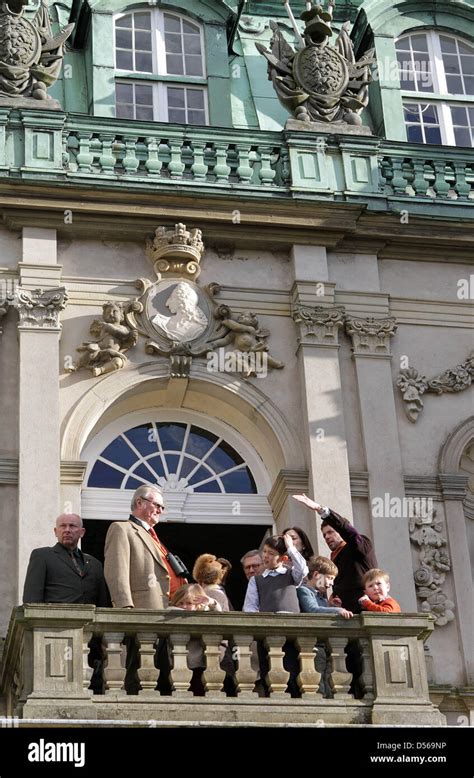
top-left (67, 302), bottom-right (138, 377)
top-left (0, 0), bottom-right (73, 106)
top-left (239, 15), bottom-right (267, 35)
top-left (13, 286), bottom-right (68, 329)
top-left (345, 316), bottom-right (398, 356)
top-left (256, 0), bottom-right (375, 132)
top-left (409, 505), bottom-right (455, 627)
top-left (0, 297), bottom-right (8, 334)
top-left (145, 223), bottom-right (204, 281)
top-left (292, 304), bottom-right (345, 346)
top-left (208, 305), bottom-right (284, 374)
top-left (397, 353), bottom-right (474, 423)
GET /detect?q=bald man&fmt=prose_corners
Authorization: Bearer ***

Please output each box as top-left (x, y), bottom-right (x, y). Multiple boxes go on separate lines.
top-left (23, 513), bottom-right (109, 606)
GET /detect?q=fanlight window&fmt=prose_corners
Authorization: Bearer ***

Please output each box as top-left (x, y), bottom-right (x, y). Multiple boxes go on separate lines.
top-left (88, 422), bottom-right (257, 494)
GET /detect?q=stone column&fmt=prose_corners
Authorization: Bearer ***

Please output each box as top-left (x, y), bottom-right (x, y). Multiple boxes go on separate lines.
top-left (439, 475), bottom-right (474, 685)
top-left (345, 315), bottom-right (417, 610)
top-left (13, 228), bottom-right (68, 598)
top-left (291, 245), bottom-right (353, 553)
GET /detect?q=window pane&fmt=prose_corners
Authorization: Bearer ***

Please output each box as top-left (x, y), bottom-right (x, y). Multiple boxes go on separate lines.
top-left (464, 76), bottom-right (474, 95)
top-left (188, 110), bottom-right (205, 125)
top-left (88, 461), bottom-right (124, 488)
top-left (167, 87), bottom-right (185, 108)
top-left (135, 31), bottom-right (152, 50)
top-left (184, 34), bottom-right (202, 56)
top-left (117, 14), bottom-right (132, 29)
top-left (453, 127), bottom-right (472, 147)
top-left (451, 106), bottom-right (468, 125)
top-left (116, 29), bottom-right (132, 49)
top-left (116, 50), bottom-right (133, 70)
top-left (124, 425), bottom-right (158, 456)
top-left (185, 427), bottom-right (216, 457)
top-left (440, 36), bottom-right (457, 54)
top-left (135, 52), bottom-right (153, 72)
top-left (116, 82), bottom-right (133, 102)
top-left (185, 55), bottom-right (203, 76)
top-left (187, 89), bottom-right (204, 108)
top-left (221, 469), bottom-right (255, 494)
top-left (395, 38), bottom-right (410, 51)
top-left (407, 125), bottom-right (423, 143)
top-left (461, 56), bottom-right (474, 76)
top-left (410, 34), bottom-right (428, 52)
top-left (116, 103), bottom-right (134, 119)
top-left (183, 20), bottom-right (199, 35)
top-left (102, 437), bottom-right (137, 469)
top-left (458, 41), bottom-right (474, 56)
top-left (165, 32), bottom-right (183, 54)
top-left (425, 127), bottom-right (441, 144)
top-left (443, 54), bottom-right (460, 75)
top-left (156, 423), bottom-right (187, 451)
top-left (469, 106), bottom-right (474, 123)
top-left (164, 13), bottom-right (181, 33)
top-left (134, 12), bottom-right (151, 30)
top-left (422, 104), bottom-right (439, 123)
top-left (166, 54), bottom-right (184, 74)
top-left (168, 108), bottom-right (186, 123)
top-left (404, 104), bottom-right (420, 122)
top-left (135, 84), bottom-right (153, 104)
top-left (446, 75), bottom-right (463, 93)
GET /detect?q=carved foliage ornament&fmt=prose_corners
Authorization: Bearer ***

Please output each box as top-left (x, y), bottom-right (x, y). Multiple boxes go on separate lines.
top-left (398, 352), bottom-right (474, 423)
top-left (0, 0), bottom-right (73, 102)
top-left (292, 304), bottom-right (345, 346)
top-left (409, 506), bottom-right (455, 627)
top-left (345, 315), bottom-right (398, 356)
top-left (255, 0), bottom-right (375, 127)
top-left (13, 286), bottom-right (68, 329)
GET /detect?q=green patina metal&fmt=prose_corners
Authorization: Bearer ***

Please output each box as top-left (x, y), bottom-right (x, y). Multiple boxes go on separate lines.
top-left (0, 0), bottom-right (471, 218)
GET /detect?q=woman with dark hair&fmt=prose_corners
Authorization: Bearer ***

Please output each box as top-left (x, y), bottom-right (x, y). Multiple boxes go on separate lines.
top-left (282, 526), bottom-right (314, 561)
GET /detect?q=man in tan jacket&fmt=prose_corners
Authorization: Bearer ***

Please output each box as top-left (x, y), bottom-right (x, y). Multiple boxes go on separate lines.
top-left (104, 485), bottom-right (186, 609)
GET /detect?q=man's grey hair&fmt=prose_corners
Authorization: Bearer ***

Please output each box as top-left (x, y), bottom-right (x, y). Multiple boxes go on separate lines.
top-left (240, 549), bottom-right (263, 565)
top-left (131, 485), bottom-right (164, 510)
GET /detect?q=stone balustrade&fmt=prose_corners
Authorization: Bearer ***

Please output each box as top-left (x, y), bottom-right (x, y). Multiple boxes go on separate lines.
top-left (0, 605), bottom-right (444, 726)
top-left (0, 109), bottom-right (472, 213)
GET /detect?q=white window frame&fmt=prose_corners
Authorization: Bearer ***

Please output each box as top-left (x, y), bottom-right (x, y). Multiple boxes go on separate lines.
top-left (114, 8), bottom-right (209, 125)
top-left (396, 30), bottom-right (474, 146)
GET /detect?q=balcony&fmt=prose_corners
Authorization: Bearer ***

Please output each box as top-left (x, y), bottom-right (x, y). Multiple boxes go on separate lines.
top-left (0, 109), bottom-right (472, 218)
top-left (0, 605), bottom-right (444, 726)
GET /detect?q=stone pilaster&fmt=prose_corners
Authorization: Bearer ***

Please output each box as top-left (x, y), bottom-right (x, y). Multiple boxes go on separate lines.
top-left (13, 228), bottom-right (67, 598)
top-left (345, 315), bottom-right (417, 610)
top-left (291, 245), bottom-right (353, 552)
top-left (439, 474), bottom-right (474, 684)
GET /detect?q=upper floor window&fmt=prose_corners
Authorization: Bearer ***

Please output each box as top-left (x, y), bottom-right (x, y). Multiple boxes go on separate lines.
top-left (114, 9), bottom-right (208, 124)
top-left (395, 31), bottom-right (474, 146)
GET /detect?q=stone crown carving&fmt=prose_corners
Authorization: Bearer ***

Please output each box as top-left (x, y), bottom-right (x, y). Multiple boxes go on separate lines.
top-left (146, 223), bottom-right (204, 281)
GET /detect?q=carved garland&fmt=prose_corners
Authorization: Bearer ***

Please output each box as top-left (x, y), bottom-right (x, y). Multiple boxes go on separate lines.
top-left (409, 507), bottom-right (455, 627)
top-left (397, 353), bottom-right (474, 423)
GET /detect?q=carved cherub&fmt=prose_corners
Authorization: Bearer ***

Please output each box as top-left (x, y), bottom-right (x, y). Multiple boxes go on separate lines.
top-left (210, 305), bottom-right (283, 370)
top-left (67, 302), bottom-right (137, 377)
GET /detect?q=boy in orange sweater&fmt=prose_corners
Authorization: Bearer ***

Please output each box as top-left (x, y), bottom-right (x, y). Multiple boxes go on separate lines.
top-left (359, 569), bottom-right (401, 613)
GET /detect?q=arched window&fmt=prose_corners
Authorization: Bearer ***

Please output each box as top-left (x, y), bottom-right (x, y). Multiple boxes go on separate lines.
top-left (114, 9), bottom-right (208, 124)
top-left (395, 31), bottom-right (474, 146)
top-left (88, 421), bottom-right (257, 494)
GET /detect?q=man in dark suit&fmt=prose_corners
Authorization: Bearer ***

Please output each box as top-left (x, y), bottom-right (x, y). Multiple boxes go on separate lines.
top-left (23, 513), bottom-right (109, 606)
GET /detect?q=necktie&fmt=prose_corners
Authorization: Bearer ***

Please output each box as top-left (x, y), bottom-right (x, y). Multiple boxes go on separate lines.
top-left (69, 549), bottom-right (84, 577)
top-left (148, 526), bottom-right (159, 543)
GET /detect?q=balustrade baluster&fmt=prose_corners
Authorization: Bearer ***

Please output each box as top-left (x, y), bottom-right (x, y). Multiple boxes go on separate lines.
top-left (168, 141), bottom-right (185, 178)
top-left (82, 629), bottom-right (94, 694)
top-left (169, 633), bottom-right (193, 697)
top-left (137, 631), bottom-right (158, 695)
top-left (358, 636), bottom-right (374, 701)
top-left (296, 636), bottom-right (319, 696)
top-left (190, 142), bottom-right (208, 180)
top-left (328, 635), bottom-right (352, 697)
top-left (145, 137), bottom-right (162, 176)
top-left (214, 144), bottom-right (231, 182)
top-left (76, 132), bottom-right (93, 172)
top-left (232, 634), bottom-right (257, 697)
top-left (122, 137), bottom-right (139, 174)
top-left (265, 635), bottom-right (287, 698)
top-left (202, 633), bottom-right (225, 696)
top-left (103, 631), bottom-right (126, 694)
top-left (98, 134), bottom-right (116, 174)
top-left (432, 160), bottom-right (450, 197)
top-left (453, 162), bottom-right (471, 200)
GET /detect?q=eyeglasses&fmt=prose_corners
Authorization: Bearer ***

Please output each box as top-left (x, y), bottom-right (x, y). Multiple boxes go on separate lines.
top-left (141, 497), bottom-right (165, 511)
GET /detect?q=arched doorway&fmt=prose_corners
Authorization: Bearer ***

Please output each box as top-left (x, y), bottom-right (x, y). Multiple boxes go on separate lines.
top-left (80, 409), bottom-right (274, 607)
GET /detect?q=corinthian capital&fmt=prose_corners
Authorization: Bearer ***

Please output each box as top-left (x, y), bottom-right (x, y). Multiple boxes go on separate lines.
top-left (292, 304), bottom-right (345, 347)
top-left (13, 287), bottom-right (68, 330)
top-left (345, 316), bottom-right (398, 357)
